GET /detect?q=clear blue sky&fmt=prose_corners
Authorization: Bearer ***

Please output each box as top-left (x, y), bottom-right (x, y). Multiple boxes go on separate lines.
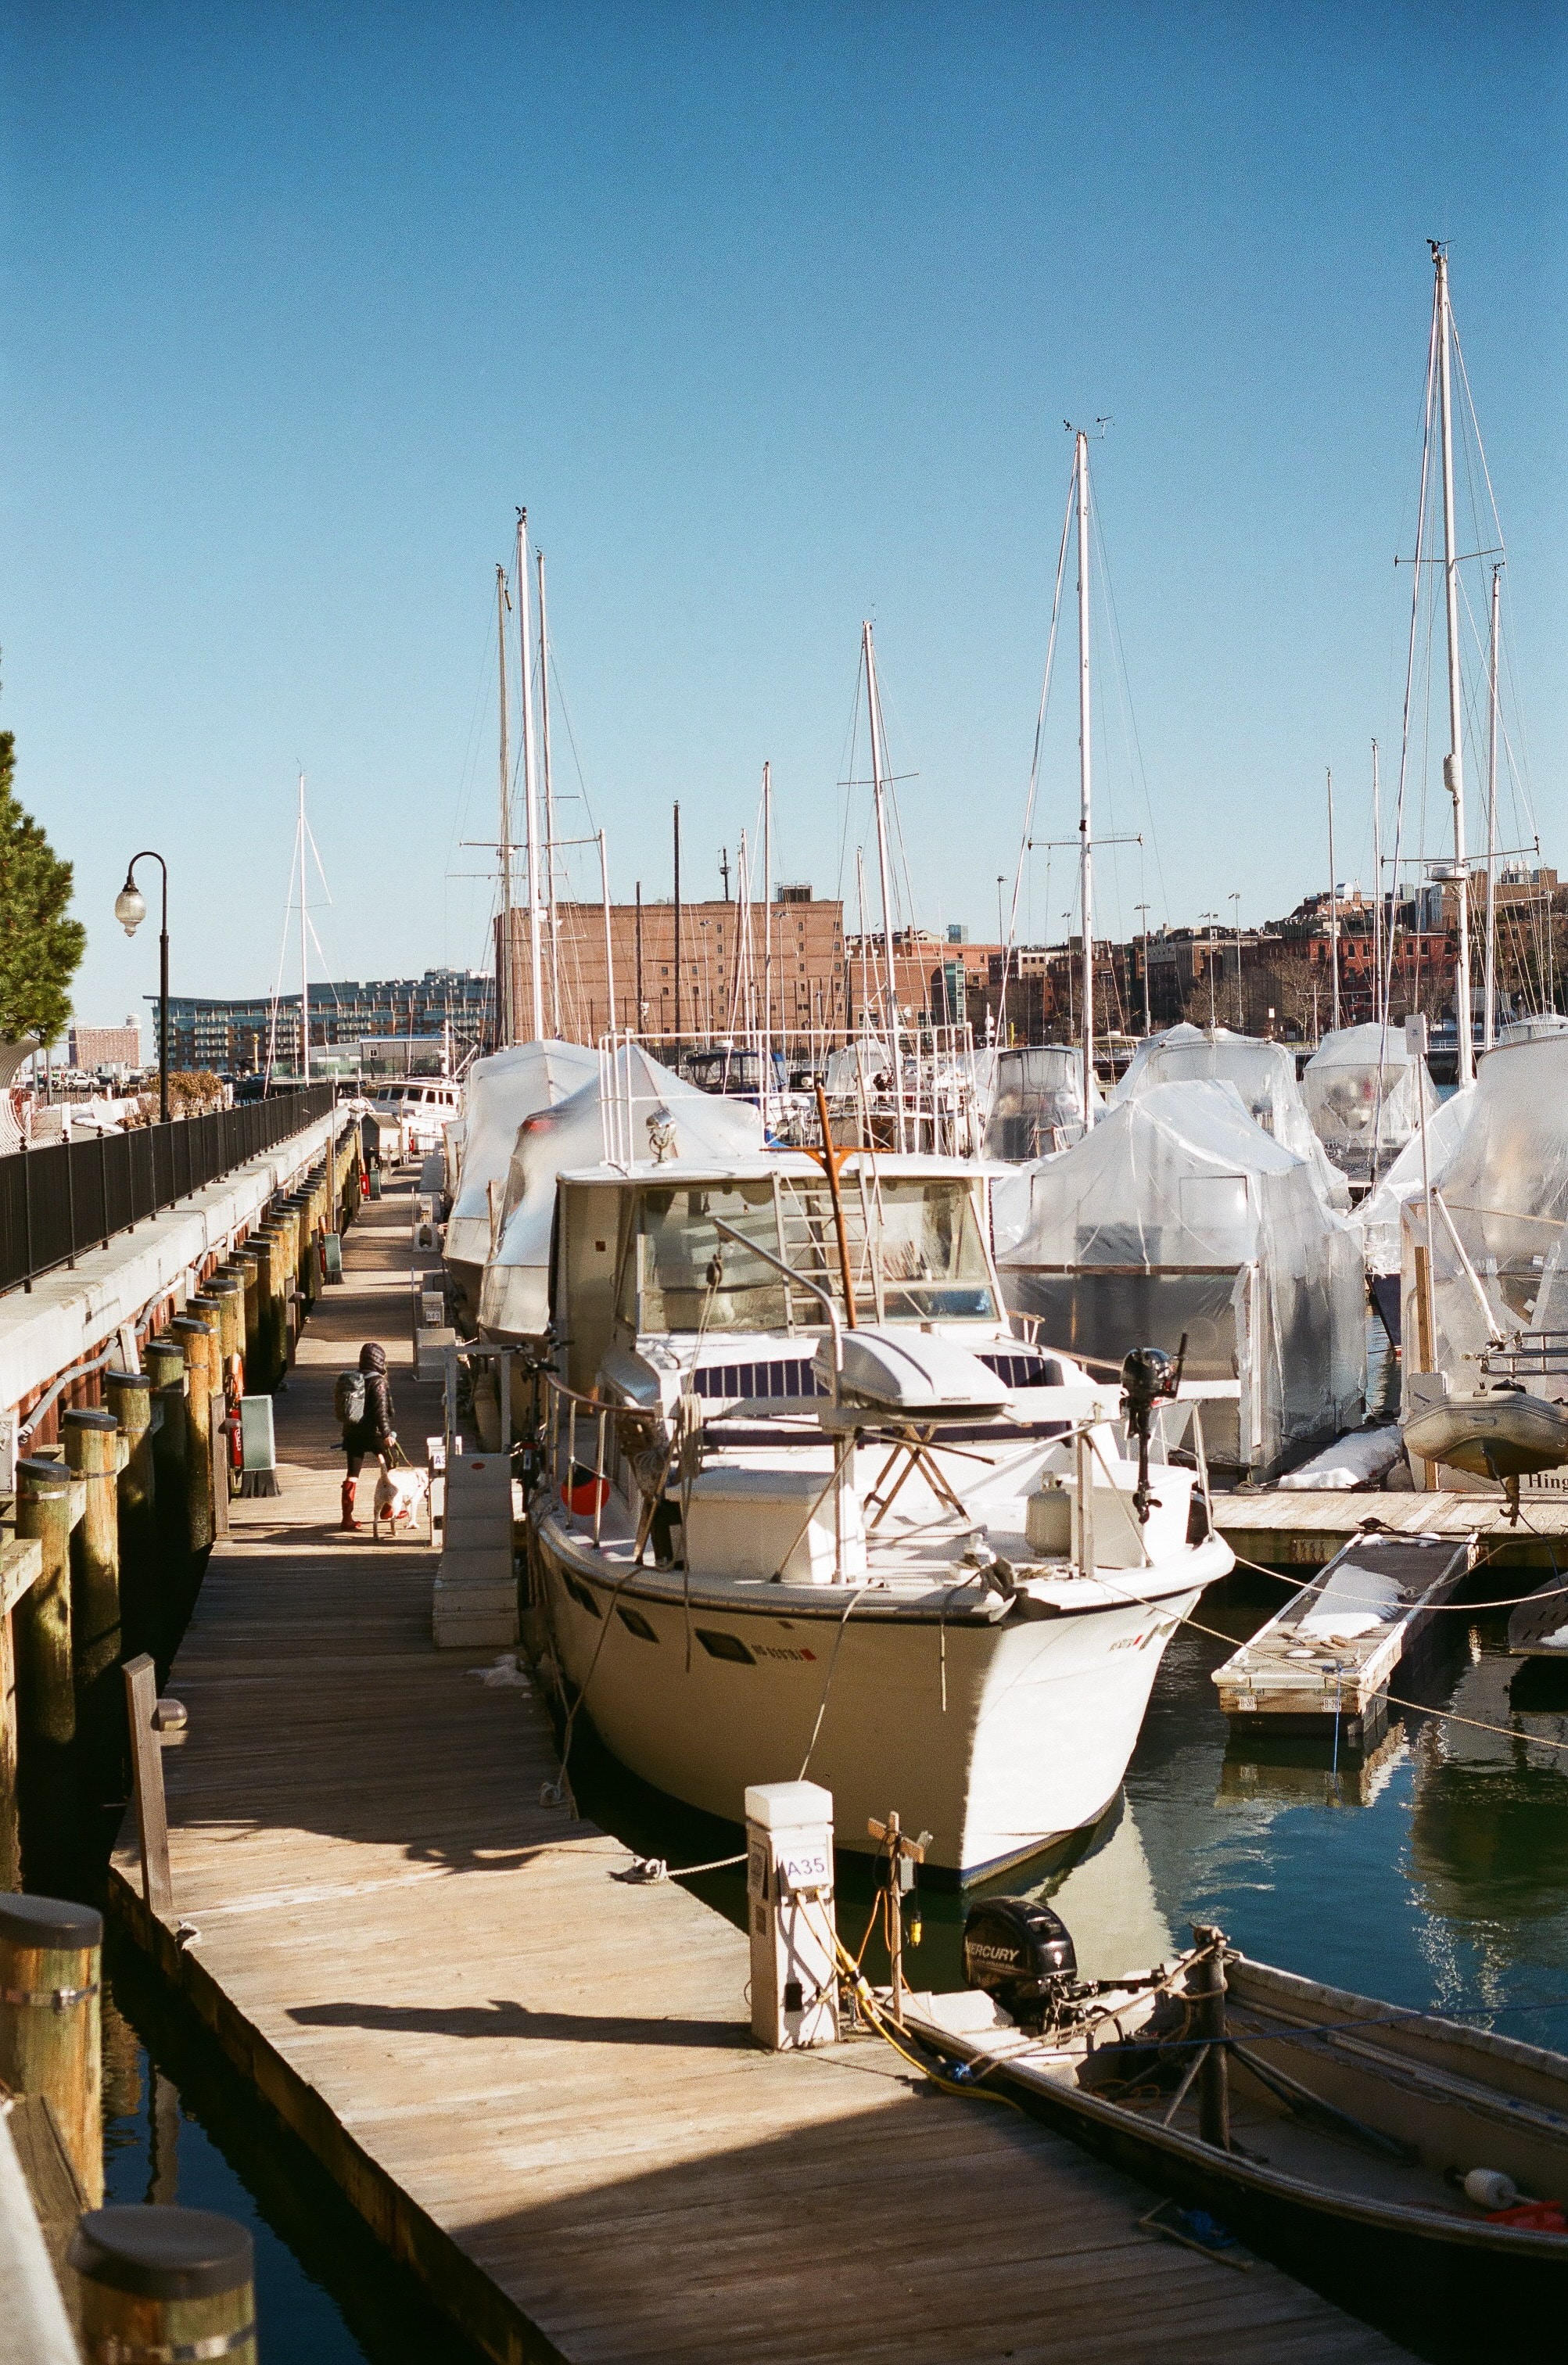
top-left (6, 2), bottom-right (1564, 1035)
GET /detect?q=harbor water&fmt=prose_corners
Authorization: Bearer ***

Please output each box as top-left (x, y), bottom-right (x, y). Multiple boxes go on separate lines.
top-left (99, 1323), bottom-right (1568, 2360)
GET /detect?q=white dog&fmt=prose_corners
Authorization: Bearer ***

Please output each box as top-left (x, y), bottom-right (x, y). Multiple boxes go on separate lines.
top-left (373, 1462), bottom-right (431, 1540)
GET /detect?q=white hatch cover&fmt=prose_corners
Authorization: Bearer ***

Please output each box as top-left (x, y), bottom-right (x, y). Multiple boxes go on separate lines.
top-left (817, 1326), bottom-right (1010, 1417)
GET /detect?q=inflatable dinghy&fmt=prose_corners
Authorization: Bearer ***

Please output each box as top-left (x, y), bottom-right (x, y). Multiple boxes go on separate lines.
top-left (1403, 1387), bottom-right (1568, 1518)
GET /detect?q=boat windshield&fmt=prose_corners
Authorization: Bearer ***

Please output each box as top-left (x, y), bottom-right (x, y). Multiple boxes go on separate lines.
top-left (621, 1175), bottom-right (996, 1333)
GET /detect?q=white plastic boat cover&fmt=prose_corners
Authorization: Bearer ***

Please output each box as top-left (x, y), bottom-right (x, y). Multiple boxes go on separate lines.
top-left (999, 1078), bottom-right (1365, 1472)
top-left (1399, 1035), bottom-right (1568, 1403)
top-left (1351, 1084), bottom-right (1476, 1277)
top-left (1302, 1023), bottom-right (1438, 1183)
top-left (476, 1043), bottom-right (766, 1340)
top-left (985, 1046), bottom-right (1101, 1163)
top-left (445, 1041), bottom-right (600, 1274)
top-left (1276, 1424), bottom-right (1405, 1490)
top-left (1499, 1014), bottom-right (1568, 1044)
top-left (825, 1038), bottom-right (891, 1096)
top-left (1111, 1024), bottom-right (1349, 1209)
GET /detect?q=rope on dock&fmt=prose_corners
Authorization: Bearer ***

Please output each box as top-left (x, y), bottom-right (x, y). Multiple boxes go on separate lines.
top-left (610, 1850), bottom-right (748, 1884)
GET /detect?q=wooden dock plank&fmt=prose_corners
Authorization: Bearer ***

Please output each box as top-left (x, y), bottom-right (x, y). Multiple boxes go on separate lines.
top-left (109, 1183), bottom-right (1412, 2364)
top-left (1216, 1485), bottom-right (1568, 1566)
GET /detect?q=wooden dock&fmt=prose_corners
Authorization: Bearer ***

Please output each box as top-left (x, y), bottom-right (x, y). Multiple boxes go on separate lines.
top-left (109, 1180), bottom-right (1412, 2364)
top-left (1215, 1486), bottom-right (1568, 1569)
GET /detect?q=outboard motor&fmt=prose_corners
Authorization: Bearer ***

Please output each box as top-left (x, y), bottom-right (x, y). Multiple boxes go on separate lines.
top-left (1121, 1339), bottom-right (1183, 1522)
top-left (961, 1897), bottom-right (1078, 2030)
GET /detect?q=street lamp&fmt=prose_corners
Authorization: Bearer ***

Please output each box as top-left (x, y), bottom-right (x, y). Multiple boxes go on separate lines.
top-left (115, 851), bottom-right (169, 1123)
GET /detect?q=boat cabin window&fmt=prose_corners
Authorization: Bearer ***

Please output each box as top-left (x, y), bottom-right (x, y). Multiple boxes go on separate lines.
top-left (619, 1175), bottom-right (996, 1333)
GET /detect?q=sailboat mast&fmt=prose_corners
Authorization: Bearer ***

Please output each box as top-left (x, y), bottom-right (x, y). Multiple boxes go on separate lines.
top-left (762, 761), bottom-right (773, 1074)
top-left (863, 621), bottom-right (905, 1151)
top-left (1075, 432), bottom-right (1094, 1127)
top-left (598, 829), bottom-right (615, 1037)
top-left (495, 565), bottom-right (513, 1048)
top-left (298, 771), bottom-right (310, 1082)
top-left (1327, 769), bottom-right (1340, 1032)
top-left (515, 510), bottom-right (545, 1042)
top-left (1433, 244), bottom-right (1473, 1085)
top-left (536, 548), bottom-right (560, 1038)
top-left (1371, 742), bottom-right (1382, 1026)
top-left (1484, 562), bottom-right (1501, 1049)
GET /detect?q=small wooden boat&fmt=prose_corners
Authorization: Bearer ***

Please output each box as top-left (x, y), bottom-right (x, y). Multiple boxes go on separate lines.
top-left (905, 1919), bottom-right (1568, 2353)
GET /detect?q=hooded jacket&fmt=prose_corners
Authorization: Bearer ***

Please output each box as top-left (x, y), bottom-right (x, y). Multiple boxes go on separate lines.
top-left (346, 1342), bottom-right (396, 1452)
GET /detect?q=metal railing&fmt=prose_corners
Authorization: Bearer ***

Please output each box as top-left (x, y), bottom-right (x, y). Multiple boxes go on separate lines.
top-left (0, 1086), bottom-right (338, 1296)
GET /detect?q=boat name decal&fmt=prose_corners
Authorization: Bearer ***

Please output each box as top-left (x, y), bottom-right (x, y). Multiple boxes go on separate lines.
top-left (752, 1643), bottom-right (818, 1663)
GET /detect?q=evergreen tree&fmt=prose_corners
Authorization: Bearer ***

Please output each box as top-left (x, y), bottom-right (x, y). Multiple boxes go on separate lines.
top-left (0, 733), bottom-right (86, 1046)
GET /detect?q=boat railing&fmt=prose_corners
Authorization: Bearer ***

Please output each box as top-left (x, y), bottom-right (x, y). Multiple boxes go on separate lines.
top-left (541, 1372), bottom-right (613, 1550)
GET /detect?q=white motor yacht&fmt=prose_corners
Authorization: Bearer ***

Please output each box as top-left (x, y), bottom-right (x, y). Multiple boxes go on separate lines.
top-left (531, 1150), bottom-right (1231, 1879)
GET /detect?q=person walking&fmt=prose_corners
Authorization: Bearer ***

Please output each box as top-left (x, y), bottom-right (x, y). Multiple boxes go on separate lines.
top-left (338, 1340), bottom-right (396, 1531)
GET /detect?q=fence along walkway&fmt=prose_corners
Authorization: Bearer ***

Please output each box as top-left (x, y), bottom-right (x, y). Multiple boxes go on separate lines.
top-left (110, 1181), bottom-right (1409, 2363)
top-left (0, 1086), bottom-right (336, 1296)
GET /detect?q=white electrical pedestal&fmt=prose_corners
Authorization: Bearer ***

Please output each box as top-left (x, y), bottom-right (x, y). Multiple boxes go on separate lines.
top-left (745, 1780), bottom-right (839, 2052)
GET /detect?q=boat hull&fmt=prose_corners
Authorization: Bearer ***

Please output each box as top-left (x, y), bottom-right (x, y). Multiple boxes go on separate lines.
top-left (533, 1512), bottom-right (1222, 1875)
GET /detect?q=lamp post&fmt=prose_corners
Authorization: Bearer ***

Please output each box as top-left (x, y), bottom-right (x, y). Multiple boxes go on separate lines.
top-left (114, 852), bottom-right (169, 1123)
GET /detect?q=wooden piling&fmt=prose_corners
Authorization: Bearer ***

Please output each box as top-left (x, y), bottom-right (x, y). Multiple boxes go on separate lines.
top-left (143, 1337), bottom-right (189, 1650)
top-left (206, 1274), bottom-right (244, 1373)
top-left (70, 2207), bottom-right (255, 2365)
top-left (227, 1251), bottom-right (264, 1379)
top-left (62, 1409), bottom-right (124, 1803)
top-left (13, 1459), bottom-right (77, 1884)
top-left (167, 1319), bottom-right (213, 1558)
top-left (0, 1893), bottom-right (103, 2207)
top-left (0, 1537), bottom-right (43, 1892)
top-left (104, 1369), bottom-right (156, 1662)
top-left (243, 1232), bottom-right (282, 1390)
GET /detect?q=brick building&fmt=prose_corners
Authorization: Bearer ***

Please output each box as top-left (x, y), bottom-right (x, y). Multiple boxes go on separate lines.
top-left (500, 894), bottom-right (849, 1045)
top-left (68, 1022), bottom-right (142, 1071)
